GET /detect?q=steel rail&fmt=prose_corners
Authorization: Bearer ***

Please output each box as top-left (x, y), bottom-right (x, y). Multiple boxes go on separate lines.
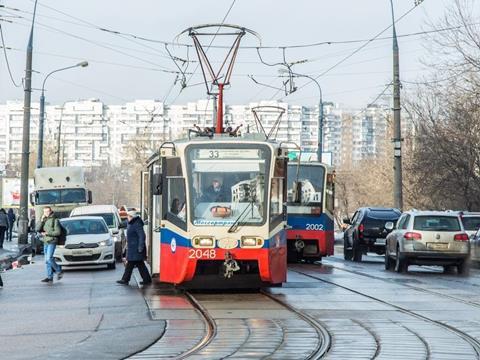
top-left (323, 262), bottom-right (480, 309)
top-left (290, 266), bottom-right (480, 358)
top-left (176, 291), bottom-right (217, 359)
top-left (260, 290), bottom-right (332, 359)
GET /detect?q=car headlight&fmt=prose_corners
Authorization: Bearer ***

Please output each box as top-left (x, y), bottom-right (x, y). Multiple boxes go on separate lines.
top-left (241, 236), bottom-right (264, 248)
top-left (192, 236), bottom-right (215, 248)
top-left (98, 239), bottom-right (113, 247)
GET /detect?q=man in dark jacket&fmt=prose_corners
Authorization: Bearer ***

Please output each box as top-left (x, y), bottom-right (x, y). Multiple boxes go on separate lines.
top-left (7, 208), bottom-right (15, 242)
top-left (0, 208), bottom-right (8, 249)
top-left (117, 211), bottom-right (152, 286)
top-left (37, 207), bottom-right (63, 283)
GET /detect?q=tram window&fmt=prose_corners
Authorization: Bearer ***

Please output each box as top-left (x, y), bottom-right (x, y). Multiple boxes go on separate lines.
top-left (167, 178), bottom-right (186, 221)
top-left (271, 159), bottom-right (286, 226)
top-left (163, 157), bottom-right (187, 230)
top-left (166, 157), bottom-right (182, 176)
top-left (270, 178), bottom-right (284, 217)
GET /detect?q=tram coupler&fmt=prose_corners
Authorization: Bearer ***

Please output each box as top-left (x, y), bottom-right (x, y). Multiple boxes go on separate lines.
top-left (223, 251), bottom-right (240, 278)
top-left (295, 236), bottom-right (305, 252)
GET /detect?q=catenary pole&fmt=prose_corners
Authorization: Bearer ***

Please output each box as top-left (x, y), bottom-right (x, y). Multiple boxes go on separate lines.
top-left (18, 0), bottom-right (39, 245)
top-left (390, 0), bottom-right (403, 210)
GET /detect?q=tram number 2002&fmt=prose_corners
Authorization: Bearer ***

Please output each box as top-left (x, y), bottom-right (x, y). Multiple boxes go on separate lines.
top-left (306, 223), bottom-right (324, 230)
top-left (189, 249), bottom-right (217, 259)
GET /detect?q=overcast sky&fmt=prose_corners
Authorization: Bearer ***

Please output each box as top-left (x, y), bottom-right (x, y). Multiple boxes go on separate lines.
top-left (0, 0), bottom-right (467, 108)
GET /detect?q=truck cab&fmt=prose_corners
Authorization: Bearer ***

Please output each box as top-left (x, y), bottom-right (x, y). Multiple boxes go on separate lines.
top-left (30, 167), bottom-right (92, 220)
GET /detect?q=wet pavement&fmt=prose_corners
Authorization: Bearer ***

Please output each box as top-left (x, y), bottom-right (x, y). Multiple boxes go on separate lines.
top-left (0, 258), bottom-right (164, 360)
top-left (2, 245), bottom-right (480, 359)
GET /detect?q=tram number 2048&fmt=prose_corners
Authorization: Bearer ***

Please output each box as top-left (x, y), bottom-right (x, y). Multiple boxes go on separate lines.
top-left (189, 249), bottom-right (217, 259)
top-left (306, 223), bottom-right (324, 231)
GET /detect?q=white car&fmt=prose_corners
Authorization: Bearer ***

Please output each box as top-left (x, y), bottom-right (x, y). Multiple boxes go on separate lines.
top-left (70, 205), bottom-right (127, 261)
top-left (54, 216), bottom-right (116, 269)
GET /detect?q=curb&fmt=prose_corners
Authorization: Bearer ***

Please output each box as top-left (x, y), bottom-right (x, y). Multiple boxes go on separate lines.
top-left (0, 245), bottom-right (32, 270)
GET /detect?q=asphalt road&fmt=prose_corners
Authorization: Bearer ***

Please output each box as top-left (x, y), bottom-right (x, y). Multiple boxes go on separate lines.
top-left (2, 246), bottom-right (480, 359)
top-left (0, 259), bottom-right (165, 360)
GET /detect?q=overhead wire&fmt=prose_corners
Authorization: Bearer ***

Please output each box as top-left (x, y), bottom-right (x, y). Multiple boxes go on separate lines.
top-left (278, 2), bottom-right (427, 101)
top-left (0, 20), bottom-right (20, 87)
top-left (13, 1), bottom-right (471, 51)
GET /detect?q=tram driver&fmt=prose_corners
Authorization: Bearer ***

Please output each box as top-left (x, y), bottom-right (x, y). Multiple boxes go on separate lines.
top-left (202, 177), bottom-right (229, 203)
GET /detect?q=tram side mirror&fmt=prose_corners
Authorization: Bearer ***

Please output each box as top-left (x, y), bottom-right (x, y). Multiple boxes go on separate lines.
top-left (385, 221), bottom-right (394, 231)
top-left (152, 173), bottom-right (162, 195)
top-left (87, 190), bottom-right (93, 204)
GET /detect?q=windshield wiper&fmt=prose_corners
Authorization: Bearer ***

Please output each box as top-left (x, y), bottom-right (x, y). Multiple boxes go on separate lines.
top-left (228, 200), bottom-right (255, 233)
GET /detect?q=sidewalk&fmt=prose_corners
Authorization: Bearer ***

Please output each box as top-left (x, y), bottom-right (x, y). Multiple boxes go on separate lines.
top-left (0, 258), bottom-right (166, 360)
top-left (0, 234), bottom-right (28, 270)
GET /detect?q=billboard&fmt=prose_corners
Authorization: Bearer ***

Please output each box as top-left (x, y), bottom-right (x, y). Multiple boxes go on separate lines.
top-left (1, 178), bottom-right (34, 207)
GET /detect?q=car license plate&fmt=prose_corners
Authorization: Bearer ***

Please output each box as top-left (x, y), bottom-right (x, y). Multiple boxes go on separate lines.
top-left (375, 238), bottom-right (386, 245)
top-left (427, 243), bottom-right (448, 250)
top-left (72, 249), bottom-right (93, 256)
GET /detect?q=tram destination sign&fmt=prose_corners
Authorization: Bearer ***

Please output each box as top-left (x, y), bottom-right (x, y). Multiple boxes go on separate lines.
top-left (196, 149), bottom-right (261, 160)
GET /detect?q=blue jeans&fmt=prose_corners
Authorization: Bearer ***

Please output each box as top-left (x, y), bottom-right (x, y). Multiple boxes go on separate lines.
top-left (44, 243), bottom-right (61, 279)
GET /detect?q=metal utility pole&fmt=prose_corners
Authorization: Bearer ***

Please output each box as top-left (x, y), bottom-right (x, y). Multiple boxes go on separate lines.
top-left (390, 0), bottom-right (403, 210)
top-left (18, 0), bottom-right (38, 245)
top-left (37, 61), bottom-right (88, 168)
top-left (56, 115), bottom-right (62, 166)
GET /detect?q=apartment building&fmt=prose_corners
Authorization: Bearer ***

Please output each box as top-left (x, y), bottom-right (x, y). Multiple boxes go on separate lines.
top-left (0, 99), bottom-right (404, 171)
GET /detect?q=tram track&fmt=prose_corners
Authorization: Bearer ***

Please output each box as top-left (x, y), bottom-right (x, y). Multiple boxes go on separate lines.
top-left (182, 290), bottom-right (332, 359)
top-left (260, 289), bottom-right (332, 359)
top-left (177, 291), bottom-right (217, 359)
top-left (290, 265), bottom-right (480, 359)
top-left (322, 262), bottom-right (480, 309)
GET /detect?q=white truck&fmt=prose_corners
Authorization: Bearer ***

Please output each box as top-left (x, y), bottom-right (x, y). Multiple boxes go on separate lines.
top-left (30, 167), bottom-right (92, 220)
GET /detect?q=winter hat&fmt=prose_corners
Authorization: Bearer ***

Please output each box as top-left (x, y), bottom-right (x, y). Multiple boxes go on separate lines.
top-left (127, 210), bottom-right (138, 218)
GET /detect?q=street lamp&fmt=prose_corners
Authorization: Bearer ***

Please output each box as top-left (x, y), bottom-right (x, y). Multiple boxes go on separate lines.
top-left (37, 61), bottom-right (88, 168)
top-left (279, 69), bottom-right (324, 162)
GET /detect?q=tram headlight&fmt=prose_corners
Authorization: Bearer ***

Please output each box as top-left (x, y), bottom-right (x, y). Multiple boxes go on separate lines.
top-left (240, 236), bottom-right (264, 248)
top-left (192, 236), bottom-right (215, 248)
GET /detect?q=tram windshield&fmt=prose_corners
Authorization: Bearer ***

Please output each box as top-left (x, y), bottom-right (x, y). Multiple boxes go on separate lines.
top-left (186, 145), bottom-right (270, 227)
top-left (287, 164), bottom-right (325, 207)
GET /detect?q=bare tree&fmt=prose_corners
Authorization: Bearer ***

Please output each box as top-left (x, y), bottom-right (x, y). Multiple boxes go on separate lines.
top-left (403, 0), bottom-right (480, 210)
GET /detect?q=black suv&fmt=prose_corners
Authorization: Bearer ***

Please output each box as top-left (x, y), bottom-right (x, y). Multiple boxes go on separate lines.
top-left (344, 207), bottom-right (401, 262)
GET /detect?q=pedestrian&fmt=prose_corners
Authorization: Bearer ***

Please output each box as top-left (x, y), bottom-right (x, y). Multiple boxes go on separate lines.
top-left (117, 210), bottom-right (152, 286)
top-left (0, 208), bottom-right (8, 249)
top-left (37, 206), bottom-right (63, 283)
top-left (7, 208), bottom-right (15, 242)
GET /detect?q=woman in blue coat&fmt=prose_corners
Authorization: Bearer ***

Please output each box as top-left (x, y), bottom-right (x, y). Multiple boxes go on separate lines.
top-left (117, 211), bottom-right (152, 286)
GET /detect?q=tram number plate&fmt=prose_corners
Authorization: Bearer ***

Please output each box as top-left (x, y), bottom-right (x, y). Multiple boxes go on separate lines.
top-left (306, 224), bottom-right (324, 230)
top-left (188, 249), bottom-right (217, 259)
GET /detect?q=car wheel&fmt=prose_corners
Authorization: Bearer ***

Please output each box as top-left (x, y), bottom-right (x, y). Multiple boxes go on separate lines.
top-left (353, 239), bottom-right (362, 262)
top-left (443, 265), bottom-right (456, 274)
top-left (107, 261), bottom-right (116, 270)
top-left (344, 236), bottom-right (353, 261)
top-left (384, 251), bottom-right (394, 271)
top-left (457, 259), bottom-right (470, 276)
top-left (394, 247), bottom-right (407, 273)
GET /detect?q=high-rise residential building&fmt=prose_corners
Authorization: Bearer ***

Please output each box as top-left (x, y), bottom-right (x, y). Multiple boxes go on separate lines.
top-left (0, 98), bottom-right (407, 171)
